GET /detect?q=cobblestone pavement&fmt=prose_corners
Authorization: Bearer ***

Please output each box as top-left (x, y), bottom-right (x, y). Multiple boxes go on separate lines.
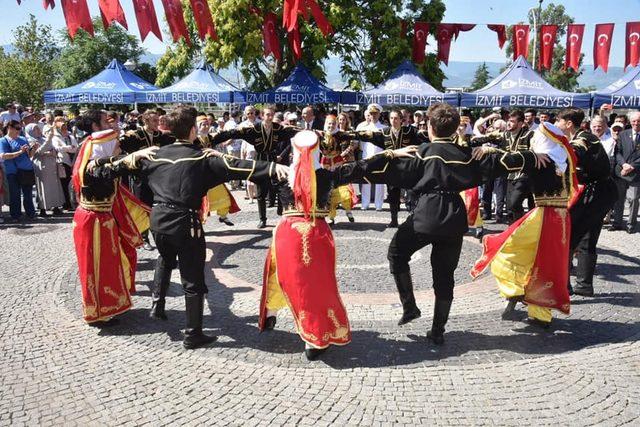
top-left (1, 191), bottom-right (639, 426)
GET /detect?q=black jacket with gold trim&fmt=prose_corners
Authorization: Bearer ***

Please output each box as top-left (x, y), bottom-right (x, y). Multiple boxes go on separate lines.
top-left (471, 126), bottom-right (534, 180)
top-left (362, 140), bottom-right (544, 236)
top-left (210, 123), bottom-right (299, 162)
top-left (95, 142), bottom-right (276, 236)
top-left (570, 130), bottom-right (611, 184)
top-left (119, 128), bottom-right (175, 153)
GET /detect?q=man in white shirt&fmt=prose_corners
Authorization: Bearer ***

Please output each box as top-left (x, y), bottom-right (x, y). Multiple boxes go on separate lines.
top-left (524, 108), bottom-right (539, 131)
top-left (0, 104), bottom-right (21, 127)
top-left (357, 103), bottom-right (386, 210)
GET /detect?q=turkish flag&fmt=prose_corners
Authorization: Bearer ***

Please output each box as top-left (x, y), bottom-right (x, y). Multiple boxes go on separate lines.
top-left (161, 0), bottom-right (191, 45)
top-left (512, 24), bottom-right (530, 60)
top-left (132, 0), bottom-right (162, 41)
top-left (564, 24), bottom-right (584, 71)
top-left (436, 24), bottom-right (457, 65)
top-left (283, 0), bottom-right (299, 33)
top-left (594, 23), bottom-right (614, 72)
top-left (487, 24), bottom-right (507, 49)
top-left (305, 0), bottom-right (332, 36)
top-left (190, 0), bottom-right (218, 41)
top-left (412, 22), bottom-right (429, 64)
top-left (43, 0), bottom-right (55, 8)
top-left (454, 23), bottom-right (476, 39)
top-left (60, 0), bottom-right (94, 39)
top-left (98, 0), bottom-right (128, 30)
top-left (625, 22), bottom-right (640, 69)
top-left (538, 24), bottom-right (557, 70)
top-left (288, 27), bottom-right (302, 61)
top-left (263, 12), bottom-right (281, 61)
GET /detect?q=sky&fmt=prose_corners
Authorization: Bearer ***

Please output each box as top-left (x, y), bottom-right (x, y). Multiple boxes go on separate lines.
top-left (3, 0), bottom-right (640, 67)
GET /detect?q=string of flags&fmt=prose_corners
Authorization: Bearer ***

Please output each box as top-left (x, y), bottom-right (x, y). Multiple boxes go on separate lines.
top-left (14, 1), bottom-right (640, 71)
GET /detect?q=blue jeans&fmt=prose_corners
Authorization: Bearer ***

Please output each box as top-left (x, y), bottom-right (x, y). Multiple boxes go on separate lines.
top-left (7, 173), bottom-right (35, 219)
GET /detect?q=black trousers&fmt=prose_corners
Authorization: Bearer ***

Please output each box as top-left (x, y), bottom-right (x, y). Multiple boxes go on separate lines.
top-left (569, 179), bottom-right (618, 287)
top-left (387, 215), bottom-right (463, 301)
top-left (507, 178), bottom-right (531, 221)
top-left (388, 186), bottom-right (402, 213)
top-left (152, 231), bottom-right (207, 296)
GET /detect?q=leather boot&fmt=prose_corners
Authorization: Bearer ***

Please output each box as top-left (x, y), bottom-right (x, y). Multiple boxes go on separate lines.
top-left (426, 299), bottom-right (453, 345)
top-left (388, 204), bottom-right (399, 228)
top-left (394, 271), bottom-right (421, 325)
top-left (574, 252), bottom-right (596, 297)
top-left (257, 198), bottom-right (267, 228)
top-left (183, 293), bottom-right (217, 350)
top-left (150, 262), bottom-right (171, 320)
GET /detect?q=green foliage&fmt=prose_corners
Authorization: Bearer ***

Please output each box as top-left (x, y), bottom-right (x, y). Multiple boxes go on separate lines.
top-left (54, 18), bottom-right (145, 88)
top-left (155, 0), bottom-right (447, 92)
top-left (505, 3), bottom-right (582, 91)
top-left (0, 15), bottom-right (59, 109)
top-left (470, 62), bottom-right (491, 90)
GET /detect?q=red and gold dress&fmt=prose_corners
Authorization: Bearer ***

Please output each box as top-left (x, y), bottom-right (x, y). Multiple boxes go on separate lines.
top-left (258, 131), bottom-right (389, 349)
top-left (71, 130), bottom-right (149, 323)
top-left (471, 123), bottom-right (580, 323)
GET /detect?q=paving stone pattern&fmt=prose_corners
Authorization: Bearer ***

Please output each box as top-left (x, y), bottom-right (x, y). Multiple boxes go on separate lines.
top-left (1, 193), bottom-right (639, 425)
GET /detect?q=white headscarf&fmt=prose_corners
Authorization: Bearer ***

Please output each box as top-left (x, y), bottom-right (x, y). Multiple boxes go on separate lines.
top-left (530, 122), bottom-right (568, 174)
top-left (288, 130), bottom-right (321, 189)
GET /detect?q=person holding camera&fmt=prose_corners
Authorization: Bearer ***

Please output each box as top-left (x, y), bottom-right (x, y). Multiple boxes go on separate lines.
top-left (0, 120), bottom-right (37, 222)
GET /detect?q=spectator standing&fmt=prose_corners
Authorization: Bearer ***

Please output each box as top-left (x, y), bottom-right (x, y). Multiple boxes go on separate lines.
top-left (51, 117), bottom-right (78, 211)
top-left (612, 112), bottom-right (640, 233)
top-left (26, 124), bottom-right (65, 217)
top-left (0, 104), bottom-right (21, 128)
top-left (0, 120), bottom-right (37, 222)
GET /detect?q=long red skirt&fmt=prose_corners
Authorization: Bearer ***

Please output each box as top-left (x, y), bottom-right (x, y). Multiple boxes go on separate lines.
top-left (259, 217), bottom-right (351, 349)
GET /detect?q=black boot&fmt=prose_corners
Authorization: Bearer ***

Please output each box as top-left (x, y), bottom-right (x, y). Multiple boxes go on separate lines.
top-left (305, 347), bottom-right (327, 360)
top-left (388, 206), bottom-right (399, 228)
top-left (183, 293), bottom-right (217, 349)
top-left (257, 198), bottom-right (267, 228)
top-left (150, 262), bottom-right (171, 320)
top-left (574, 253), bottom-right (596, 297)
top-left (394, 271), bottom-right (421, 325)
top-left (426, 299), bottom-right (453, 345)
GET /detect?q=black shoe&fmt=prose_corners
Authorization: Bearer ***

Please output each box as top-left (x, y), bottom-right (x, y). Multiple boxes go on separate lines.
top-left (527, 317), bottom-right (551, 329)
top-left (52, 207), bottom-right (64, 216)
top-left (304, 347), bottom-right (327, 361)
top-left (268, 203), bottom-right (275, 208)
top-left (387, 220), bottom-right (399, 228)
top-left (501, 299), bottom-right (520, 320)
top-left (346, 212), bottom-right (355, 222)
top-left (573, 286), bottom-right (594, 297)
top-left (142, 242), bottom-right (155, 251)
top-left (219, 217), bottom-right (234, 226)
top-left (257, 220), bottom-right (267, 229)
top-left (474, 228), bottom-right (484, 240)
top-left (38, 209), bottom-right (50, 218)
top-left (183, 294), bottom-right (217, 350)
top-left (149, 300), bottom-right (168, 320)
top-left (88, 318), bottom-right (120, 328)
top-left (264, 316), bottom-right (276, 330)
top-left (398, 307), bottom-right (421, 325)
top-left (627, 226), bottom-right (636, 234)
top-left (610, 224), bottom-right (626, 231)
top-left (426, 330), bottom-right (444, 345)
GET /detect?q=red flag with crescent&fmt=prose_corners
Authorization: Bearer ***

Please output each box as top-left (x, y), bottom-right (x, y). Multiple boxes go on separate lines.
top-left (512, 24), bottom-right (530, 60)
top-left (282, 0), bottom-right (331, 36)
top-left (43, 0), bottom-right (55, 8)
top-left (60, 0), bottom-right (94, 39)
top-left (98, 0), bottom-right (128, 30)
top-left (189, 0), bottom-right (218, 41)
top-left (625, 22), bottom-right (640, 69)
top-left (538, 24), bottom-right (557, 70)
top-left (161, 0), bottom-right (191, 45)
top-left (454, 23), bottom-right (476, 39)
top-left (263, 12), bottom-right (282, 61)
top-left (594, 23), bottom-right (614, 72)
top-left (132, 0), bottom-right (162, 41)
top-left (412, 22), bottom-right (429, 64)
top-left (487, 24), bottom-right (506, 49)
top-left (564, 24), bottom-right (584, 71)
top-left (436, 23), bottom-right (457, 65)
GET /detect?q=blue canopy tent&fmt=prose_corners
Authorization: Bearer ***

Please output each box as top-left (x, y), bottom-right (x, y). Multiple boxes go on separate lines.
top-left (236, 64), bottom-right (343, 104)
top-left (141, 60), bottom-right (238, 104)
top-left (460, 56), bottom-right (591, 109)
top-left (593, 66), bottom-right (640, 109)
top-left (44, 59), bottom-right (157, 104)
top-left (354, 60), bottom-right (459, 106)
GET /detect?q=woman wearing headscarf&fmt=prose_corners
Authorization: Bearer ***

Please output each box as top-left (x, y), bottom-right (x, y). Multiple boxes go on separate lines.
top-left (26, 123), bottom-right (65, 217)
top-left (51, 117), bottom-right (78, 211)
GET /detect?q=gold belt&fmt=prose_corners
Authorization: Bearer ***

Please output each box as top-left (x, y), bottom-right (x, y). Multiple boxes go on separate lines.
top-left (283, 209), bottom-right (329, 218)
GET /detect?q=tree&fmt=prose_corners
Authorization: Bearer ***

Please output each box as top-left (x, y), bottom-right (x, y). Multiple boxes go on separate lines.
top-left (470, 63), bottom-right (491, 90)
top-left (0, 15), bottom-right (59, 109)
top-left (504, 3), bottom-right (583, 91)
top-left (54, 18), bottom-right (145, 88)
top-left (155, 0), bottom-right (447, 92)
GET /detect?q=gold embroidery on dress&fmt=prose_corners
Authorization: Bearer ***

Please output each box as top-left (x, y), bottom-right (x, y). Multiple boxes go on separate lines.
top-left (292, 222), bottom-right (313, 266)
top-left (326, 309), bottom-right (349, 341)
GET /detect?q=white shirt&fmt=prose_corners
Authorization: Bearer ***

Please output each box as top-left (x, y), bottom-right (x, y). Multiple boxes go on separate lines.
top-left (357, 120), bottom-right (386, 158)
top-left (51, 133), bottom-right (78, 166)
top-left (528, 122), bottom-right (539, 132)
